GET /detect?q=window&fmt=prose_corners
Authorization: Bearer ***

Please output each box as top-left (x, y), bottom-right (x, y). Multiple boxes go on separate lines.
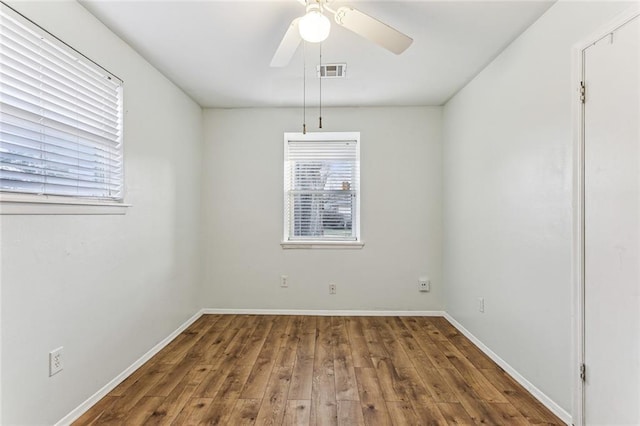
top-left (283, 132), bottom-right (362, 248)
top-left (0, 4), bottom-right (123, 202)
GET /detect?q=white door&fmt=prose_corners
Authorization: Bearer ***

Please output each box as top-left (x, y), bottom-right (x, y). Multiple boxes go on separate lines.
top-left (583, 14), bottom-right (640, 425)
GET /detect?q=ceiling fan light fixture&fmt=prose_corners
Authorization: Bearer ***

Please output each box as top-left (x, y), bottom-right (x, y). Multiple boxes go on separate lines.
top-left (299, 8), bottom-right (331, 43)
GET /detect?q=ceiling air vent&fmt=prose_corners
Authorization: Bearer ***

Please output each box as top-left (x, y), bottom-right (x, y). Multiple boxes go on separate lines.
top-left (317, 63), bottom-right (347, 78)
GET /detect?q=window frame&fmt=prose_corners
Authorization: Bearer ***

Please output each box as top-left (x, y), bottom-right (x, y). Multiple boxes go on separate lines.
top-left (281, 131), bottom-right (364, 249)
top-left (0, 3), bottom-right (127, 215)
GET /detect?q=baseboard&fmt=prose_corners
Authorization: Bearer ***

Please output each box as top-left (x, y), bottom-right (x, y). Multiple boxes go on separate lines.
top-left (202, 308), bottom-right (446, 317)
top-left (55, 309), bottom-right (205, 426)
top-left (443, 313), bottom-right (572, 425)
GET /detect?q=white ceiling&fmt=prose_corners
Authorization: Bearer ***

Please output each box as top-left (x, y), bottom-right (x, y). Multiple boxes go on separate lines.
top-left (80, 0), bottom-right (554, 108)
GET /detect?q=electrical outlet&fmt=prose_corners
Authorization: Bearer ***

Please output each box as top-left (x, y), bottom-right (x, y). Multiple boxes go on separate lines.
top-left (418, 278), bottom-right (430, 292)
top-left (281, 275), bottom-right (288, 288)
top-left (329, 283), bottom-right (336, 294)
top-left (49, 347), bottom-right (63, 376)
top-left (478, 297), bottom-right (485, 313)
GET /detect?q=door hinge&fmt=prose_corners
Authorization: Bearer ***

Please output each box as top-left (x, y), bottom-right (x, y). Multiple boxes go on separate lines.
top-left (580, 363), bottom-right (586, 382)
top-left (580, 81), bottom-right (586, 104)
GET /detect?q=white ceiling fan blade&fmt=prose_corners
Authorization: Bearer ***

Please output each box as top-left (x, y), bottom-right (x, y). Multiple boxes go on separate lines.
top-left (296, 0), bottom-right (306, 5)
top-left (270, 17), bottom-right (302, 67)
top-left (334, 6), bottom-right (413, 55)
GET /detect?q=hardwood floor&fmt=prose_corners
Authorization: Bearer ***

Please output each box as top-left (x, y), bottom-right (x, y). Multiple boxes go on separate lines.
top-left (73, 315), bottom-right (564, 425)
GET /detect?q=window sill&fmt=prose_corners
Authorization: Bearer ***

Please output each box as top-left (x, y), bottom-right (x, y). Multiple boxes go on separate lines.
top-left (0, 194), bottom-right (131, 215)
top-left (281, 241), bottom-right (365, 249)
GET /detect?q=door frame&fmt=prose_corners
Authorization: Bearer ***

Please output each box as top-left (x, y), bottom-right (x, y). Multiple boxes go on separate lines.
top-left (571, 5), bottom-right (640, 425)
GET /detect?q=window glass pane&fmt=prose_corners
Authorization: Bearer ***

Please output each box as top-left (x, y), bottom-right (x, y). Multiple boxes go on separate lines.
top-left (0, 4), bottom-right (123, 200)
top-left (284, 133), bottom-right (360, 243)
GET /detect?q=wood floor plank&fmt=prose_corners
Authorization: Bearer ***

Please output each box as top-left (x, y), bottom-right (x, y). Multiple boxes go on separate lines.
top-left (194, 368), bottom-right (228, 398)
top-left (144, 365), bottom-right (213, 425)
top-left (436, 402), bottom-right (475, 424)
top-left (430, 316), bottom-right (461, 339)
top-left (337, 400), bottom-right (365, 426)
top-left (108, 361), bottom-right (164, 398)
top-left (72, 315), bottom-right (564, 426)
top-left (468, 400), bottom-right (526, 425)
top-left (456, 334), bottom-right (497, 369)
top-left (372, 317), bottom-right (413, 368)
top-left (288, 316), bottom-right (317, 400)
top-left (283, 400), bottom-right (311, 426)
top-left (453, 335), bottom-right (499, 370)
top-left (398, 317), bottom-right (454, 369)
top-left (310, 400), bottom-right (338, 426)
top-left (395, 316), bottom-right (423, 337)
top-left (485, 401), bottom-right (531, 425)
top-left (276, 315), bottom-right (303, 368)
top-left (214, 361), bottom-right (254, 400)
top-left (185, 364), bottom-right (214, 385)
top-left (71, 396), bottom-right (118, 426)
top-left (147, 358), bottom-right (198, 397)
top-left (354, 368), bottom-right (393, 426)
top-left (226, 399), bottom-right (261, 425)
top-left (255, 366), bottom-right (294, 425)
top-left (195, 316), bottom-right (256, 397)
top-left (396, 367), bottom-right (448, 424)
top-left (125, 396), bottom-right (164, 424)
top-left (198, 398), bottom-right (238, 425)
top-left (417, 317), bottom-right (450, 343)
top-left (344, 317), bottom-right (373, 368)
top-left (220, 315), bottom-right (255, 359)
top-left (482, 367), bottom-right (562, 424)
top-left (386, 401), bottom-right (421, 426)
top-left (433, 318), bottom-right (497, 371)
top-left (196, 353), bottom-right (245, 398)
top-left (236, 316), bottom-right (274, 366)
top-left (411, 363), bottom-right (458, 403)
top-left (154, 316), bottom-right (219, 365)
top-left (199, 315), bottom-right (244, 365)
top-left (309, 316), bottom-right (338, 426)
top-left (354, 367), bottom-right (386, 402)
top-left (438, 366), bottom-right (499, 424)
top-left (182, 315), bottom-right (226, 360)
top-left (359, 317), bottom-right (390, 362)
top-left (372, 357), bottom-right (404, 402)
top-left (386, 317), bottom-right (436, 366)
top-left (332, 317), bottom-right (359, 401)
top-left (95, 364), bottom-right (171, 423)
top-left (144, 382), bottom-right (199, 425)
top-left (192, 314), bottom-right (222, 330)
top-left (439, 340), bottom-right (508, 403)
top-left (168, 397), bottom-right (211, 425)
top-left (240, 315), bottom-right (292, 399)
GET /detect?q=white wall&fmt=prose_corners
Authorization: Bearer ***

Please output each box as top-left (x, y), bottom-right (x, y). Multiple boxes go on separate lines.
top-left (202, 107), bottom-right (442, 312)
top-left (0, 1), bottom-right (203, 424)
top-left (442, 0), bottom-right (635, 416)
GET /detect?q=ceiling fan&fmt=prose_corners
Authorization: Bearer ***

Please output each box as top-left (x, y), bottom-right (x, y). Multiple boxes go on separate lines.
top-left (270, 0), bottom-right (413, 67)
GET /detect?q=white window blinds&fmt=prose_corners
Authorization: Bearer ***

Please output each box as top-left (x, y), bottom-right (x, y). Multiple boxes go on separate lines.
top-left (284, 132), bottom-right (360, 242)
top-left (0, 4), bottom-right (124, 200)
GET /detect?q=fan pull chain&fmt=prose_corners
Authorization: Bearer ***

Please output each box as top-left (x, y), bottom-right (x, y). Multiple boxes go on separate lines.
top-left (319, 43), bottom-right (323, 129)
top-left (302, 41), bottom-right (307, 134)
